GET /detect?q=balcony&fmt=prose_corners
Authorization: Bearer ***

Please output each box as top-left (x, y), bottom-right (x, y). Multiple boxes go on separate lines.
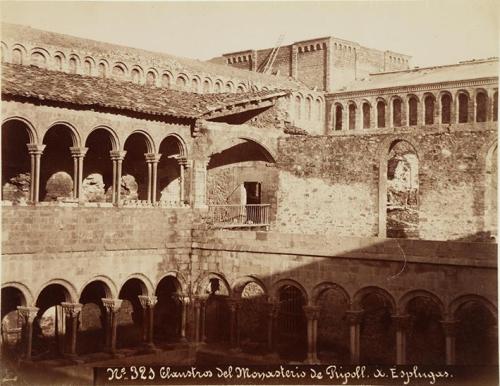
top-left (207, 204), bottom-right (270, 230)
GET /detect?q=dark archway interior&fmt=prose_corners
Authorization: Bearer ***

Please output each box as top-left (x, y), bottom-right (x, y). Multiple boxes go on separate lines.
top-left (458, 94), bottom-right (469, 123)
top-left (1, 287), bottom-right (25, 355)
top-left (406, 297), bottom-right (445, 364)
top-left (348, 104), bottom-right (356, 130)
top-left (363, 103), bottom-right (370, 129)
top-left (377, 102), bottom-right (386, 128)
top-left (239, 282), bottom-right (267, 354)
top-left (425, 96), bottom-right (435, 125)
top-left (117, 279), bottom-right (144, 349)
top-left (83, 129), bottom-right (113, 202)
top-left (41, 125), bottom-right (74, 201)
top-left (360, 293), bottom-right (395, 364)
top-left (78, 281), bottom-right (108, 354)
top-left (157, 137), bottom-right (182, 205)
top-left (276, 285), bottom-right (306, 360)
top-left (154, 276), bottom-right (182, 343)
top-left (393, 99), bottom-right (402, 127)
top-left (335, 105), bottom-right (343, 130)
top-left (456, 301), bottom-right (498, 365)
top-left (2, 121), bottom-right (31, 202)
top-left (204, 278), bottom-right (230, 344)
top-left (208, 141), bottom-right (271, 170)
top-left (123, 133), bottom-right (148, 201)
top-left (408, 97), bottom-right (418, 126)
top-left (441, 94), bottom-right (452, 124)
top-left (476, 93), bottom-right (487, 122)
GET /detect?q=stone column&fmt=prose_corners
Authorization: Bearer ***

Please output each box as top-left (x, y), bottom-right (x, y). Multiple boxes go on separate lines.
top-left (192, 160), bottom-right (209, 209)
top-left (178, 295), bottom-right (189, 342)
top-left (101, 298), bottom-right (122, 354)
top-left (109, 151), bottom-right (126, 205)
top-left (303, 305), bottom-right (321, 364)
top-left (392, 314), bottom-right (410, 365)
top-left (193, 297), bottom-right (207, 344)
top-left (345, 310), bottom-right (363, 364)
top-left (178, 157), bottom-right (188, 206)
top-left (17, 306), bottom-right (39, 360)
top-left (26, 144), bottom-right (46, 203)
top-left (227, 298), bottom-right (241, 349)
top-left (61, 302), bottom-right (83, 357)
top-left (70, 147), bottom-right (88, 200)
top-left (342, 105), bottom-right (348, 131)
top-left (441, 320), bottom-right (458, 365)
top-left (138, 295), bottom-right (158, 348)
top-left (265, 301), bottom-right (279, 352)
top-left (144, 153), bottom-right (161, 204)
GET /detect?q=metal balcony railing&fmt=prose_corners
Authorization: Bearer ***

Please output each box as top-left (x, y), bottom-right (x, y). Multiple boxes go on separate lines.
top-left (207, 204), bottom-right (270, 229)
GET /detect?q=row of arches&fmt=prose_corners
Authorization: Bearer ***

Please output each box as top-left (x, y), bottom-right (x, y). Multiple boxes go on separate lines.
top-left (1, 41), bottom-right (276, 94)
top-left (292, 93), bottom-right (324, 122)
top-left (332, 88), bottom-right (498, 131)
top-left (2, 275), bottom-right (497, 365)
top-left (2, 119), bottom-right (188, 204)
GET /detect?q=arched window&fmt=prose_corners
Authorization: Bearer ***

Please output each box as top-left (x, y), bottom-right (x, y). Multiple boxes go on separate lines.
top-left (162, 73), bottom-right (171, 88)
top-left (295, 96), bottom-right (302, 120)
top-left (191, 78), bottom-right (199, 93)
top-left (176, 76), bottom-right (187, 90)
top-left (203, 80), bottom-right (211, 93)
top-left (54, 55), bottom-right (63, 71)
top-left (83, 60), bottom-right (92, 76)
top-left (31, 52), bottom-right (46, 68)
top-left (393, 98), bottom-right (402, 127)
top-left (476, 92), bottom-right (487, 122)
top-left (98, 63), bottom-right (106, 78)
top-left (424, 95), bottom-right (435, 125)
top-left (12, 48), bottom-right (22, 65)
top-left (494, 92), bottom-right (498, 122)
top-left (214, 81), bottom-right (222, 93)
top-left (131, 69), bottom-right (141, 84)
top-left (458, 93), bottom-right (469, 123)
top-left (316, 99), bottom-right (322, 121)
top-left (335, 105), bottom-right (343, 130)
top-left (362, 102), bottom-right (370, 129)
top-left (146, 71), bottom-right (156, 86)
top-left (408, 96), bottom-right (418, 126)
top-left (306, 98), bottom-right (312, 120)
top-left (69, 57), bottom-right (77, 74)
top-left (377, 101), bottom-right (386, 128)
top-left (348, 103), bottom-right (356, 130)
top-left (441, 94), bottom-right (452, 124)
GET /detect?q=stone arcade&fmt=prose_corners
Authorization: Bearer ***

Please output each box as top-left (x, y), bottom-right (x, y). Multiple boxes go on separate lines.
top-left (0, 23), bottom-right (498, 380)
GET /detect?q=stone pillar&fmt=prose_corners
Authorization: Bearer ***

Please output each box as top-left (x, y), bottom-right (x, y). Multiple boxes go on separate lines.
top-left (138, 295), bottom-right (158, 347)
top-left (144, 153), bottom-right (161, 204)
top-left (345, 310), bottom-right (363, 364)
top-left (101, 298), bottom-right (122, 354)
top-left (392, 314), bottom-right (410, 365)
top-left (70, 147), bottom-right (88, 200)
top-left (192, 160), bottom-right (209, 209)
top-left (26, 144), bottom-right (46, 203)
top-left (193, 297), bottom-right (206, 344)
top-left (441, 320), bottom-right (458, 365)
top-left (342, 105), bottom-right (348, 131)
top-left (109, 151), bottom-right (126, 205)
top-left (303, 305), bottom-right (321, 364)
top-left (177, 295), bottom-right (189, 342)
top-left (61, 302), bottom-right (83, 357)
top-left (265, 301), bottom-right (279, 352)
top-left (17, 306), bottom-right (39, 360)
top-left (178, 157), bottom-right (188, 206)
top-left (227, 298), bottom-right (241, 349)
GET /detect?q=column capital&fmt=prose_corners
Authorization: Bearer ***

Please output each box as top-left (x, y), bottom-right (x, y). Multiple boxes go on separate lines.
top-left (101, 298), bottom-right (123, 313)
top-left (177, 156), bottom-right (189, 167)
top-left (392, 314), bottom-right (411, 330)
top-left (138, 295), bottom-right (158, 309)
top-left (70, 146), bottom-right (88, 158)
top-left (345, 310), bottom-right (364, 325)
top-left (17, 306), bottom-right (39, 323)
top-left (61, 302), bottom-right (83, 317)
top-left (109, 150), bottom-right (127, 161)
top-left (26, 143), bottom-right (46, 155)
top-left (171, 293), bottom-right (190, 304)
top-left (144, 153), bottom-right (162, 163)
top-left (303, 305), bottom-right (321, 321)
top-left (440, 320), bottom-right (459, 337)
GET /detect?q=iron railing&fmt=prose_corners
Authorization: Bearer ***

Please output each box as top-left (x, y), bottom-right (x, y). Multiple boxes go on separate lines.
top-left (207, 204), bottom-right (270, 229)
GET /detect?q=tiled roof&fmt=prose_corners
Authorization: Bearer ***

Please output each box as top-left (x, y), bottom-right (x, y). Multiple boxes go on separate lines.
top-left (334, 59), bottom-right (498, 93)
top-left (1, 63), bottom-right (288, 120)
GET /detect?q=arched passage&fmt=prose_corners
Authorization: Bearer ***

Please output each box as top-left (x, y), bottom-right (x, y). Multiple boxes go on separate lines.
top-left (157, 135), bottom-right (186, 206)
top-left (117, 278), bottom-right (147, 349)
top-left (199, 274), bottom-right (231, 345)
top-left (83, 129), bottom-right (116, 202)
top-left (122, 132), bottom-right (151, 201)
top-left (377, 101), bottom-right (386, 128)
top-left (1, 286), bottom-right (27, 356)
top-left (454, 299), bottom-right (498, 365)
top-left (1, 119), bottom-right (33, 203)
top-left (275, 284), bottom-right (307, 361)
top-left (386, 140), bottom-right (419, 238)
top-left (77, 280), bottom-right (112, 354)
top-left (41, 124), bottom-right (78, 201)
top-left (476, 91), bottom-right (488, 122)
top-left (154, 276), bottom-right (182, 344)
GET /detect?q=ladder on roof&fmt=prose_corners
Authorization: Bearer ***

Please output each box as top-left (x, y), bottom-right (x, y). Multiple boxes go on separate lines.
top-left (259, 34), bottom-right (285, 74)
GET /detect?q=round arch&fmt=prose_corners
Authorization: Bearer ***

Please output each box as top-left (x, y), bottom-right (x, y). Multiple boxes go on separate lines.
top-left (449, 294), bottom-right (497, 319)
top-left (85, 125), bottom-right (120, 150)
top-left (1, 281), bottom-right (34, 306)
top-left (130, 65), bottom-right (145, 84)
top-left (124, 130), bottom-right (155, 153)
top-left (161, 71), bottom-right (173, 87)
top-left (43, 121), bottom-right (81, 147)
top-left (2, 116), bottom-right (38, 143)
top-left (232, 275), bottom-right (268, 298)
top-left (97, 59), bottom-right (110, 77)
top-left (145, 68), bottom-right (160, 86)
top-left (119, 273), bottom-right (154, 297)
top-left (79, 275), bottom-right (118, 300)
top-left (30, 47), bottom-right (50, 67)
top-left (1, 41), bottom-right (9, 62)
top-left (35, 278), bottom-right (78, 304)
top-left (112, 61), bottom-right (129, 75)
top-left (155, 271), bottom-right (187, 295)
top-left (11, 43), bottom-right (27, 64)
top-left (158, 133), bottom-right (187, 158)
top-left (271, 279), bottom-right (309, 304)
top-left (312, 282), bottom-right (351, 306)
top-left (238, 137), bottom-right (276, 163)
top-left (194, 272), bottom-right (231, 297)
top-left (398, 289), bottom-right (445, 315)
top-left (353, 286), bottom-right (396, 312)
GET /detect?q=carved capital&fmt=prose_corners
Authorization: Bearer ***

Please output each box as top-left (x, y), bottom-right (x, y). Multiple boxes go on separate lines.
top-left (17, 306), bottom-right (39, 323)
top-left (177, 157), bottom-right (189, 167)
top-left (144, 153), bottom-right (162, 163)
top-left (101, 298), bottom-right (123, 313)
top-left (26, 143), bottom-right (46, 155)
top-left (138, 295), bottom-right (158, 309)
top-left (440, 320), bottom-right (459, 337)
top-left (70, 147), bottom-right (88, 158)
top-left (345, 310), bottom-right (364, 325)
top-left (303, 305), bottom-right (321, 321)
top-left (61, 302), bottom-right (83, 318)
top-left (109, 150), bottom-right (127, 161)
top-left (392, 314), bottom-right (411, 330)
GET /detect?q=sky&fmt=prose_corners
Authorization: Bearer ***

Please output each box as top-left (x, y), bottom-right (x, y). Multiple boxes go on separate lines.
top-left (1, 1), bottom-right (499, 68)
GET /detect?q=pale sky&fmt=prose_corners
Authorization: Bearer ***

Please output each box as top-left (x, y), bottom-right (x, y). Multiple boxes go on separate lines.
top-left (1, 1), bottom-right (499, 68)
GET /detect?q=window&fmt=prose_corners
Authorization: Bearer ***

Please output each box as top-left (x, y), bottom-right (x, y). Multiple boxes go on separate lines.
top-left (458, 93), bottom-right (469, 123)
top-left (424, 95), bottom-right (435, 125)
top-left (476, 92), bottom-right (487, 122)
top-left (441, 94), bottom-right (452, 124)
top-left (335, 105), bottom-right (343, 130)
top-left (362, 103), bottom-right (370, 129)
top-left (377, 101), bottom-right (386, 128)
top-left (408, 96), bottom-right (418, 126)
top-left (348, 103), bottom-right (356, 130)
top-left (393, 98), bottom-right (402, 127)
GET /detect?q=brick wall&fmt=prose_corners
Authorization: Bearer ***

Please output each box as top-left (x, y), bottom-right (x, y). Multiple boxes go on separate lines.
top-left (297, 49), bottom-right (326, 90)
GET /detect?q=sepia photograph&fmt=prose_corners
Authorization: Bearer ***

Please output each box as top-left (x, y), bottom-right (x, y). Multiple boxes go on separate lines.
top-left (0, 1), bottom-right (498, 385)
